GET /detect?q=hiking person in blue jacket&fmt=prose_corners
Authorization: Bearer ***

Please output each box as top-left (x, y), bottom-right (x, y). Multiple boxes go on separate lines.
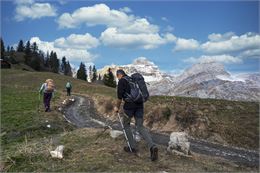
top-left (114, 69), bottom-right (158, 161)
top-left (39, 79), bottom-right (55, 112)
top-left (66, 82), bottom-right (72, 96)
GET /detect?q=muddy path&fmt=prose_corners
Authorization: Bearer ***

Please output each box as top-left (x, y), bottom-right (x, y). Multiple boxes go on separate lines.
top-left (62, 95), bottom-right (259, 168)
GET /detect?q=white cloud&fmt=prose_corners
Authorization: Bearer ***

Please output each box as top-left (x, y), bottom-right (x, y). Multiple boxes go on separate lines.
top-left (164, 25), bottom-right (174, 32)
top-left (54, 33), bottom-right (99, 50)
top-left (208, 32), bottom-right (235, 42)
top-left (30, 37), bottom-right (97, 63)
top-left (161, 17), bottom-right (169, 22)
top-left (174, 38), bottom-right (200, 51)
top-left (100, 28), bottom-right (176, 49)
top-left (202, 32), bottom-right (260, 54)
top-left (119, 7), bottom-right (132, 13)
top-left (238, 49), bottom-right (260, 59)
top-left (57, 3), bottom-right (158, 34)
top-left (184, 54), bottom-right (243, 64)
top-left (14, 0), bottom-right (57, 21)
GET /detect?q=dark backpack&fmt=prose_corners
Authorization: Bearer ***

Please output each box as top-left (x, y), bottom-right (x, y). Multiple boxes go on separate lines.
top-left (123, 73), bottom-right (149, 103)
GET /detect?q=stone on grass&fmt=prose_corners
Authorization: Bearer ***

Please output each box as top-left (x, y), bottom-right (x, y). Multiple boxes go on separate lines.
top-left (110, 130), bottom-right (123, 139)
top-left (167, 132), bottom-right (190, 155)
top-left (50, 145), bottom-right (64, 159)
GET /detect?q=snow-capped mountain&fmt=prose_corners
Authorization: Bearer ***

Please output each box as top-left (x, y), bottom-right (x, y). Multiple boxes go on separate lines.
top-left (98, 57), bottom-right (165, 82)
top-left (98, 57), bottom-right (260, 102)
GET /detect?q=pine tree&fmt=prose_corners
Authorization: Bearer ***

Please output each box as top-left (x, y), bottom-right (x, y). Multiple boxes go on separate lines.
top-left (44, 51), bottom-right (50, 68)
top-left (17, 40), bottom-right (24, 52)
top-left (103, 68), bottom-right (116, 88)
top-left (65, 61), bottom-right (72, 76)
top-left (1, 38), bottom-right (5, 56)
top-left (49, 51), bottom-right (59, 73)
top-left (24, 41), bottom-right (31, 65)
top-left (7, 46), bottom-right (10, 52)
top-left (32, 42), bottom-right (38, 53)
top-left (92, 65), bottom-right (97, 82)
top-left (77, 62), bottom-right (87, 81)
top-left (61, 56), bottom-right (66, 73)
top-left (98, 74), bottom-right (102, 80)
top-left (30, 56), bottom-right (41, 70)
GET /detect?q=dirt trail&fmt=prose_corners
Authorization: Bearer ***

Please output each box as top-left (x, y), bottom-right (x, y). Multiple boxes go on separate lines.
top-left (63, 95), bottom-right (259, 168)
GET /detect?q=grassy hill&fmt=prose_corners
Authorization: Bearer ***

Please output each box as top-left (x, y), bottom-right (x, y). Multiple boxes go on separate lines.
top-left (1, 69), bottom-right (259, 172)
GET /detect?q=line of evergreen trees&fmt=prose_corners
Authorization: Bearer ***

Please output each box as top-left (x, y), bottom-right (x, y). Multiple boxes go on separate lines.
top-left (1, 38), bottom-right (72, 76)
top-left (1, 38), bottom-right (117, 87)
top-left (76, 63), bottom-right (98, 82)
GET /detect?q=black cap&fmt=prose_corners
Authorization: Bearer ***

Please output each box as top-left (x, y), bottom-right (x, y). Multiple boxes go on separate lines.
top-left (116, 69), bottom-right (126, 76)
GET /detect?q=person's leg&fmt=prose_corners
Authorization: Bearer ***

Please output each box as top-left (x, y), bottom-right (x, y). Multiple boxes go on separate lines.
top-left (43, 93), bottom-right (48, 111)
top-left (66, 88), bottom-right (69, 96)
top-left (68, 88), bottom-right (71, 96)
top-left (123, 110), bottom-right (136, 150)
top-left (135, 112), bottom-right (155, 149)
top-left (135, 108), bottom-right (158, 161)
top-left (46, 93), bottom-right (52, 111)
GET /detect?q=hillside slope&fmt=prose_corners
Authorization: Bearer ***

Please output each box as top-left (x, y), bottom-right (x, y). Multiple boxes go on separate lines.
top-left (1, 69), bottom-right (259, 172)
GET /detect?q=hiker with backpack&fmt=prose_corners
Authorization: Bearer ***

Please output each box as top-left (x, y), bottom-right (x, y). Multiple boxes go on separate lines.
top-left (66, 82), bottom-right (72, 96)
top-left (39, 79), bottom-right (55, 112)
top-left (114, 69), bottom-right (158, 161)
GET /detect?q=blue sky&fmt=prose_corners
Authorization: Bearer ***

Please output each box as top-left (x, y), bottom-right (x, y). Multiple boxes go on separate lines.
top-left (1, 0), bottom-right (259, 74)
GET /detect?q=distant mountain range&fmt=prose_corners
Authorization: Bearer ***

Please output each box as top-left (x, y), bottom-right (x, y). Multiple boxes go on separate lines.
top-left (97, 57), bottom-right (260, 102)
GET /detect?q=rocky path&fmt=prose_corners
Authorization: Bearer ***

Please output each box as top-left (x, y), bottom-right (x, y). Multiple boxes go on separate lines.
top-left (62, 95), bottom-right (259, 168)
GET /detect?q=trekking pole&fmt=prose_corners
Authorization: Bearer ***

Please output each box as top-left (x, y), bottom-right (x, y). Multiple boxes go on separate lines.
top-left (117, 112), bottom-right (133, 152)
top-left (37, 92), bottom-right (41, 112)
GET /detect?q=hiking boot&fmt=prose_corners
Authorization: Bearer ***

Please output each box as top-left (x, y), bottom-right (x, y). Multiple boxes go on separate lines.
top-left (123, 146), bottom-right (137, 153)
top-left (150, 146), bottom-right (158, 161)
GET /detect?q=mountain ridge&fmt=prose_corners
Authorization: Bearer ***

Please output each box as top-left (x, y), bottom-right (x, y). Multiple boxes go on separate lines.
top-left (97, 57), bottom-right (260, 102)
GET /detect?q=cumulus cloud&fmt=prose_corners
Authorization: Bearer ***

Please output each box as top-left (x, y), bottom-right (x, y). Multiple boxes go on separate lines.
top-left (207, 32), bottom-right (235, 42)
top-left (54, 33), bottom-right (99, 50)
top-left (30, 37), bottom-right (97, 63)
top-left (184, 54), bottom-right (243, 64)
top-left (100, 28), bottom-right (176, 49)
top-left (57, 3), bottom-right (158, 34)
top-left (201, 32), bottom-right (260, 54)
top-left (173, 38), bottom-right (200, 51)
top-left (14, 0), bottom-right (57, 21)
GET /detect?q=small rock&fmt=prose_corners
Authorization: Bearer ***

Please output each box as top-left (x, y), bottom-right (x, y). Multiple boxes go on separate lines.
top-left (58, 107), bottom-right (62, 111)
top-left (226, 105), bottom-right (233, 110)
top-left (50, 145), bottom-right (64, 159)
top-left (47, 124), bottom-right (51, 128)
top-left (110, 130), bottom-right (123, 139)
top-left (167, 132), bottom-right (190, 155)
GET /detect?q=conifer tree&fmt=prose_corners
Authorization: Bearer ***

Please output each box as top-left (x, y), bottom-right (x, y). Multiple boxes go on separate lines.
top-left (77, 62), bottom-right (87, 81)
top-left (17, 40), bottom-right (24, 52)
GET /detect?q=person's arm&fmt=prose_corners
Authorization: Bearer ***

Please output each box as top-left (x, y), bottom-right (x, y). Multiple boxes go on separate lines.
top-left (114, 79), bottom-right (125, 112)
top-left (39, 83), bottom-right (45, 94)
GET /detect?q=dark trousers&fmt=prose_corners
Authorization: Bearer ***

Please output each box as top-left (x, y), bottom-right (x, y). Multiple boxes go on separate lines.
top-left (123, 108), bottom-right (155, 149)
top-left (43, 92), bottom-right (52, 110)
top-left (66, 88), bottom-right (71, 96)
